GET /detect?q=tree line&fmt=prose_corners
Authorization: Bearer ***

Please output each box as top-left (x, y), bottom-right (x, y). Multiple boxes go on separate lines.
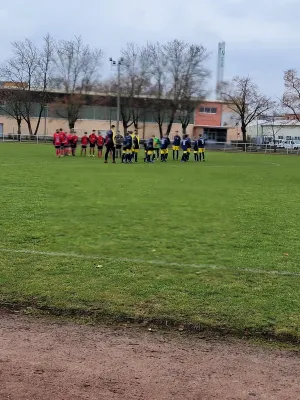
top-left (1, 34), bottom-right (300, 140)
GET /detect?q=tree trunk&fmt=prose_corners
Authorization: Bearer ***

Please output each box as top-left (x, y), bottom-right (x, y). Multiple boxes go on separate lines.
top-left (26, 119), bottom-right (33, 137)
top-left (166, 117), bottom-right (174, 136)
top-left (241, 123), bottom-right (247, 141)
top-left (17, 119), bottom-right (22, 135)
top-left (159, 123), bottom-right (163, 139)
top-left (69, 120), bottom-right (75, 130)
top-left (33, 106), bottom-right (44, 136)
top-left (182, 125), bottom-right (187, 136)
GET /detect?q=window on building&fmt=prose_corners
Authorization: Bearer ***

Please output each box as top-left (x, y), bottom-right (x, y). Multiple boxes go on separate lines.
top-left (286, 136), bottom-right (292, 140)
top-left (278, 136), bottom-right (283, 139)
top-left (199, 107), bottom-right (217, 114)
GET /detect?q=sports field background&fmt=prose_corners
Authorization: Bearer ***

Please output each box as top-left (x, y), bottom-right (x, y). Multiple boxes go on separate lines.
top-left (1, 144), bottom-right (300, 340)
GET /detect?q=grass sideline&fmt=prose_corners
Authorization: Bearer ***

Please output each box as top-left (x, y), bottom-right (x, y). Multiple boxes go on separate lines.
top-left (1, 143), bottom-right (300, 342)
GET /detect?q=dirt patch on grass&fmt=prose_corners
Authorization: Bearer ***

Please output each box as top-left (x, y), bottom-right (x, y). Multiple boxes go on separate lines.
top-left (0, 311), bottom-right (299, 400)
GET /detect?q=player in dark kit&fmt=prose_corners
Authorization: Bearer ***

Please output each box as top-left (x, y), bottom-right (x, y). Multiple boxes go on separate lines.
top-left (145, 136), bottom-right (155, 163)
top-left (122, 132), bottom-right (133, 163)
top-left (186, 135), bottom-right (191, 160)
top-left (198, 135), bottom-right (206, 162)
top-left (173, 132), bottom-right (181, 160)
top-left (160, 135), bottom-right (169, 162)
top-left (193, 138), bottom-right (199, 161)
top-left (181, 135), bottom-right (189, 162)
top-left (104, 128), bottom-right (116, 163)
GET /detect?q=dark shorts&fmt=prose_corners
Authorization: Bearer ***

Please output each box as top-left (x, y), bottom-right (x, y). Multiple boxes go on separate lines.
top-left (97, 146), bottom-right (103, 150)
top-left (90, 144), bottom-right (96, 148)
top-left (82, 145), bottom-right (87, 149)
top-left (55, 145), bottom-right (60, 149)
top-left (116, 145), bottom-right (122, 149)
top-left (71, 144), bottom-right (77, 149)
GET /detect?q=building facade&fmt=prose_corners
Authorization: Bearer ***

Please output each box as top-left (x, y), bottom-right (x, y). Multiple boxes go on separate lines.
top-left (0, 96), bottom-right (240, 142)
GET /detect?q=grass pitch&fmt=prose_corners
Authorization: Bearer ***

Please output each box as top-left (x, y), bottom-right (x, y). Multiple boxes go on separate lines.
top-left (1, 144), bottom-right (300, 340)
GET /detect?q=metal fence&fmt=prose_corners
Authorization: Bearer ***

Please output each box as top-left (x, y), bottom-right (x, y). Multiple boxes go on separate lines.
top-left (1, 135), bottom-right (300, 155)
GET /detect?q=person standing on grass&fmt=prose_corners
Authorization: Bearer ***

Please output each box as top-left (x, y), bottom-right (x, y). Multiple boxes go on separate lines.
top-left (66, 132), bottom-right (73, 156)
top-left (186, 135), bottom-right (191, 161)
top-left (89, 130), bottom-right (97, 157)
top-left (104, 127), bottom-right (116, 163)
top-left (115, 131), bottom-right (123, 159)
top-left (81, 132), bottom-right (89, 156)
top-left (193, 137), bottom-right (199, 161)
top-left (153, 136), bottom-right (160, 160)
top-left (198, 135), bottom-right (206, 162)
top-left (53, 129), bottom-right (61, 157)
top-left (173, 131), bottom-right (181, 160)
top-left (160, 135), bottom-right (169, 162)
top-left (132, 130), bottom-right (140, 163)
top-left (71, 132), bottom-right (78, 156)
top-left (181, 135), bottom-right (188, 162)
top-left (121, 131), bottom-right (133, 163)
top-left (97, 133), bottom-right (105, 158)
top-left (145, 135), bottom-right (155, 163)
top-left (59, 129), bottom-right (66, 157)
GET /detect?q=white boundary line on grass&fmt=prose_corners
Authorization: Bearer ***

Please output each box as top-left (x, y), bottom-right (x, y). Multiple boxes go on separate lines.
top-left (0, 248), bottom-right (299, 277)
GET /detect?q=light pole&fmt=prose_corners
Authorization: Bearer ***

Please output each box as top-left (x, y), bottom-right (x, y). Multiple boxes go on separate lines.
top-left (109, 57), bottom-right (124, 135)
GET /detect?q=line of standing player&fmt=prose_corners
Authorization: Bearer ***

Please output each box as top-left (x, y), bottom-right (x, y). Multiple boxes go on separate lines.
top-left (53, 129), bottom-right (106, 158)
top-left (144, 132), bottom-right (206, 163)
top-left (53, 128), bottom-right (205, 163)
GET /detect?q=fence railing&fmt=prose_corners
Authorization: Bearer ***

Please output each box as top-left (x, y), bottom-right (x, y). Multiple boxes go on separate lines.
top-left (1, 135), bottom-right (300, 155)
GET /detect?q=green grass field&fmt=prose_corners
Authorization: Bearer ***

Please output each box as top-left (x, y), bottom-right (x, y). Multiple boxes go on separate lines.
top-left (1, 143), bottom-right (300, 340)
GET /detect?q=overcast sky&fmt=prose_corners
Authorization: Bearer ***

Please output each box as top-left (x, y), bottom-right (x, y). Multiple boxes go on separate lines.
top-left (0, 0), bottom-right (298, 98)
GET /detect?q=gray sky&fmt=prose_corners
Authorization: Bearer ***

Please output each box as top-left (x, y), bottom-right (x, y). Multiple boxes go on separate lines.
top-left (0, 0), bottom-right (298, 98)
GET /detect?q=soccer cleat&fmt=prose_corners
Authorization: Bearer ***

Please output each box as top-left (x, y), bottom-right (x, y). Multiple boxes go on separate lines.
top-left (104, 160), bottom-right (108, 163)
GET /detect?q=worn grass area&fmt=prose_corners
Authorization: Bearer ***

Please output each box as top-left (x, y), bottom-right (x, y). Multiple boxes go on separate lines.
top-left (1, 143), bottom-right (300, 340)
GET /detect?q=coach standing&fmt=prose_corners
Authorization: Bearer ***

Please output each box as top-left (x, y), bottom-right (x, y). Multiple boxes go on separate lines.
top-left (104, 125), bottom-right (116, 163)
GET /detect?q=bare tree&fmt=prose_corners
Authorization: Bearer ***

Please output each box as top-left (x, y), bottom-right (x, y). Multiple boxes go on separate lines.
top-left (263, 106), bottom-right (288, 153)
top-left (148, 40), bottom-right (209, 137)
top-left (282, 69), bottom-right (300, 121)
top-left (118, 43), bottom-right (151, 132)
top-left (52, 36), bottom-right (103, 129)
top-left (0, 87), bottom-right (23, 136)
top-left (220, 76), bottom-right (274, 143)
top-left (0, 35), bottom-right (54, 135)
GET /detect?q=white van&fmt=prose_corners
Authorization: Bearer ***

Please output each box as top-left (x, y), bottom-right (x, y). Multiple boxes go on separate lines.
top-left (283, 140), bottom-right (300, 150)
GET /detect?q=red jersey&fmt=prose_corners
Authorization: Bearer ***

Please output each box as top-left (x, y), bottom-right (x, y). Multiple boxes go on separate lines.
top-left (97, 135), bottom-right (104, 146)
top-left (53, 133), bottom-right (61, 146)
top-left (81, 135), bottom-right (89, 146)
top-left (72, 135), bottom-right (78, 145)
top-left (59, 131), bottom-right (66, 144)
top-left (67, 133), bottom-right (73, 145)
top-left (89, 134), bottom-right (97, 144)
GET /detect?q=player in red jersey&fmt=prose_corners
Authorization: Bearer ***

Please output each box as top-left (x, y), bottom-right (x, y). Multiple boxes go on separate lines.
top-left (71, 133), bottom-right (79, 156)
top-left (53, 129), bottom-right (61, 157)
top-left (89, 130), bottom-right (97, 157)
top-left (66, 132), bottom-right (73, 156)
top-left (59, 129), bottom-right (66, 157)
top-left (96, 133), bottom-right (104, 158)
top-left (81, 132), bottom-right (89, 156)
